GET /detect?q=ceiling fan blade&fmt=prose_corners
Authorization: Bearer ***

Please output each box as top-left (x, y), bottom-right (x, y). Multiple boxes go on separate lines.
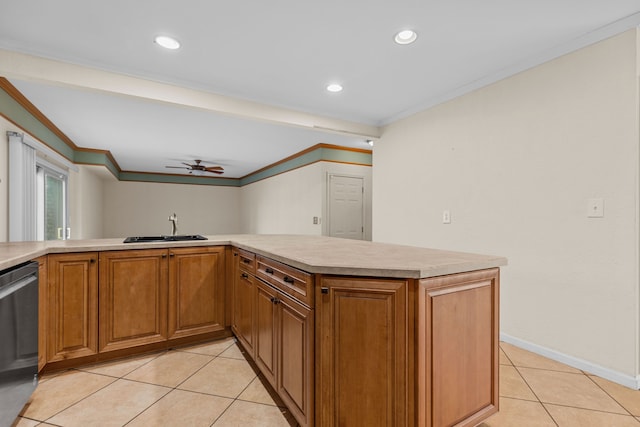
top-left (182, 162), bottom-right (194, 167)
top-left (207, 170), bottom-right (224, 174)
top-left (165, 166), bottom-right (190, 169)
top-left (204, 166), bottom-right (224, 171)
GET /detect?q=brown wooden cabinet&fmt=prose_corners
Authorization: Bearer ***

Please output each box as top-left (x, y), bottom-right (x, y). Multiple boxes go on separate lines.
top-left (316, 276), bottom-right (410, 427)
top-left (98, 249), bottom-right (168, 353)
top-left (231, 249), bottom-right (256, 355)
top-left (276, 286), bottom-right (313, 427)
top-left (47, 252), bottom-right (98, 362)
top-left (37, 241), bottom-right (499, 427)
top-left (43, 246), bottom-right (227, 368)
top-left (234, 248), bottom-right (314, 427)
top-left (255, 279), bottom-right (278, 385)
top-left (168, 246), bottom-right (226, 340)
top-left (418, 268), bottom-right (500, 427)
top-left (255, 278), bottom-right (313, 427)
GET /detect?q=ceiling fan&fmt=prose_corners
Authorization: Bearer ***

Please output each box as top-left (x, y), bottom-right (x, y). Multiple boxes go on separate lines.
top-left (165, 159), bottom-right (224, 175)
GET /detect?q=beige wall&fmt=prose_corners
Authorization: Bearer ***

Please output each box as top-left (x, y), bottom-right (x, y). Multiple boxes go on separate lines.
top-left (102, 180), bottom-right (242, 238)
top-left (374, 30), bottom-right (639, 383)
top-left (68, 165), bottom-right (107, 239)
top-left (240, 161), bottom-right (372, 239)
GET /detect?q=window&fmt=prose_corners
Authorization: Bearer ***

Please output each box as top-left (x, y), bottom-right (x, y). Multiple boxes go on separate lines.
top-left (36, 161), bottom-right (69, 240)
top-left (8, 132), bottom-right (74, 242)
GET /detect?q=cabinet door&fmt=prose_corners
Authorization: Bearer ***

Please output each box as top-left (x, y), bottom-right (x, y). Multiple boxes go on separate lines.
top-left (168, 246), bottom-right (225, 340)
top-left (232, 268), bottom-right (255, 355)
top-left (317, 277), bottom-right (409, 427)
top-left (255, 279), bottom-right (278, 387)
top-left (47, 252), bottom-right (98, 362)
top-left (278, 292), bottom-right (313, 427)
top-left (99, 249), bottom-right (168, 353)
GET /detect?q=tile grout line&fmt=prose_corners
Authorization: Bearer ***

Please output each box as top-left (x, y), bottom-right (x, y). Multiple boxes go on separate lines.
top-left (123, 341), bottom-right (237, 427)
top-left (208, 369), bottom-right (260, 427)
top-left (510, 365), bottom-right (560, 426)
top-left (513, 364), bottom-right (637, 421)
top-left (584, 372), bottom-right (638, 419)
top-left (121, 339), bottom-right (267, 427)
top-left (88, 349), bottom-right (174, 427)
top-left (35, 369), bottom-right (121, 425)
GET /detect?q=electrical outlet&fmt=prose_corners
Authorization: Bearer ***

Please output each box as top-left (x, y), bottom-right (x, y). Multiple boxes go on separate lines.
top-left (313, 216), bottom-right (319, 225)
top-left (442, 210), bottom-right (451, 224)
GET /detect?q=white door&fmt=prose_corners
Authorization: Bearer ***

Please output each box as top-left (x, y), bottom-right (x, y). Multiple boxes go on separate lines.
top-left (327, 174), bottom-right (364, 240)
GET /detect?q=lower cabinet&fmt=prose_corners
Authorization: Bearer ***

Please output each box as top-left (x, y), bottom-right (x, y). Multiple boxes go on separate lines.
top-left (47, 252), bottom-right (98, 362)
top-left (99, 249), bottom-right (169, 353)
top-left (254, 278), bottom-right (313, 427)
top-left (44, 246), bottom-right (226, 365)
top-left (316, 276), bottom-right (410, 427)
top-left (255, 279), bottom-right (277, 384)
top-left (231, 267), bottom-right (255, 355)
top-left (168, 246), bottom-right (226, 339)
top-left (276, 287), bottom-right (313, 426)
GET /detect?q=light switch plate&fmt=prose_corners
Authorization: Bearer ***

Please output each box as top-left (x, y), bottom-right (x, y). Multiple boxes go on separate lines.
top-left (587, 198), bottom-right (604, 218)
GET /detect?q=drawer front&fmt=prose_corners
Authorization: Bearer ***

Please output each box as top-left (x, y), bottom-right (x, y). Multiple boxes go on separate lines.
top-left (236, 248), bottom-right (256, 274)
top-left (256, 256), bottom-right (313, 307)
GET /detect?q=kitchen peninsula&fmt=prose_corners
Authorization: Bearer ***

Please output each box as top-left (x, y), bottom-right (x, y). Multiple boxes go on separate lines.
top-left (0, 235), bottom-right (506, 427)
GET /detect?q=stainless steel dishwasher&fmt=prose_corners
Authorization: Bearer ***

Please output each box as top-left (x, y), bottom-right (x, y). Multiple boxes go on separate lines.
top-left (0, 261), bottom-right (39, 427)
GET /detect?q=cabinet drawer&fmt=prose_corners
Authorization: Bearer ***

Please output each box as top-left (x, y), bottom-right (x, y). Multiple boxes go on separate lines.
top-left (236, 249), bottom-right (256, 274)
top-left (256, 256), bottom-right (313, 307)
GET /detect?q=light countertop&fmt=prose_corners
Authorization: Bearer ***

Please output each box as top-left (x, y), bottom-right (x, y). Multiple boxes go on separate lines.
top-left (0, 234), bottom-right (507, 279)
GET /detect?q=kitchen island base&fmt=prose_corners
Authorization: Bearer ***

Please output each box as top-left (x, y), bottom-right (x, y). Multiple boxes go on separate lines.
top-left (4, 235), bottom-right (505, 426)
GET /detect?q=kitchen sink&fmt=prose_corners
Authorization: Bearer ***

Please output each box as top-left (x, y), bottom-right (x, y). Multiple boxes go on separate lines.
top-left (123, 235), bottom-right (208, 243)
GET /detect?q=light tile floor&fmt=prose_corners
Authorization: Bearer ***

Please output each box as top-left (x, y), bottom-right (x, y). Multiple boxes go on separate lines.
top-left (14, 337), bottom-right (293, 427)
top-left (12, 340), bottom-right (640, 426)
top-left (481, 342), bottom-right (640, 427)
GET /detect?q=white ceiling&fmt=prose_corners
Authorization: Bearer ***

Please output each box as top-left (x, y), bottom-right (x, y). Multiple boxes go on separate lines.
top-left (1, 1), bottom-right (640, 178)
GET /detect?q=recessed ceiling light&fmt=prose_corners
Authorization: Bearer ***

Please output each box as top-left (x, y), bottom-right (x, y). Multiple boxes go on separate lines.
top-left (326, 83), bottom-right (343, 93)
top-left (394, 30), bottom-right (417, 45)
top-left (154, 35), bottom-right (181, 50)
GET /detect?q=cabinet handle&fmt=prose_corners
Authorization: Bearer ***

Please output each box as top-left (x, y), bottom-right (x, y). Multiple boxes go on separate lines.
top-left (90, 258), bottom-right (95, 263)
top-left (241, 273), bottom-right (249, 279)
top-left (169, 252), bottom-right (175, 257)
top-left (283, 276), bottom-right (294, 284)
top-left (234, 253), bottom-right (238, 257)
top-left (265, 267), bottom-right (274, 274)
top-left (270, 297), bottom-right (281, 305)
top-left (321, 287), bottom-right (329, 294)
top-left (162, 253), bottom-right (167, 258)
top-left (243, 259), bottom-right (251, 264)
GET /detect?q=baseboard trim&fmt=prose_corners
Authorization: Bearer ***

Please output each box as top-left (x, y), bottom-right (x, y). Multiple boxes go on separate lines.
top-left (500, 333), bottom-right (640, 390)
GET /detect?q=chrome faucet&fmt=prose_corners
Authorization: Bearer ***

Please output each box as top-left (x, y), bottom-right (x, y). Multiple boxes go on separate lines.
top-left (168, 213), bottom-right (178, 236)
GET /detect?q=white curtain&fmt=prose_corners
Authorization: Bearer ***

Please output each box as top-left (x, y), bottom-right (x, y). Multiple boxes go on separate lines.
top-left (8, 132), bottom-right (37, 241)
